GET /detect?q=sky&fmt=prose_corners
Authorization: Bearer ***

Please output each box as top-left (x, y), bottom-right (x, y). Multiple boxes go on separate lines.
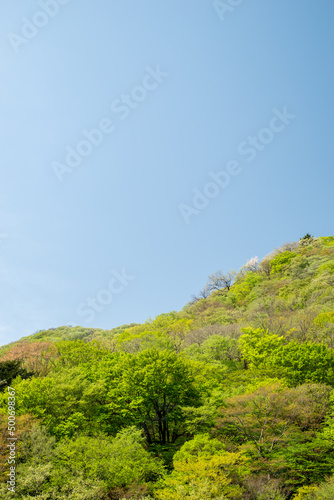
top-left (0, 0), bottom-right (333, 344)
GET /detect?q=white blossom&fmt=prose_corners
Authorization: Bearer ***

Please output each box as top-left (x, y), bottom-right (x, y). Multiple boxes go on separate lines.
top-left (245, 256), bottom-right (259, 270)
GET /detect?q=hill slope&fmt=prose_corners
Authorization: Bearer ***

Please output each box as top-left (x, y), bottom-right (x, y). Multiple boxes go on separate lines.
top-left (1, 234), bottom-right (334, 500)
top-left (2, 234), bottom-right (334, 352)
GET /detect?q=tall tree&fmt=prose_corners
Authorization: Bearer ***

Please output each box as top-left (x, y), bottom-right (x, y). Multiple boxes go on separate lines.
top-left (105, 349), bottom-right (201, 445)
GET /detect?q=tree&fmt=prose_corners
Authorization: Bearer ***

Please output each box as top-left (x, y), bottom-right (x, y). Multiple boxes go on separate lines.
top-left (54, 339), bottom-right (112, 369)
top-left (206, 270), bottom-right (237, 295)
top-left (154, 434), bottom-right (249, 500)
top-left (0, 341), bottom-right (58, 376)
top-left (217, 383), bottom-right (295, 456)
top-left (293, 476), bottom-right (334, 499)
top-left (238, 328), bottom-right (285, 369)
top-left (10, 366), bottom-right (110, 437)
top-left (216, 383), bottom-right (331, 460)
top-left (53, 427), bottom-right (164, 493)
top-left (190, 286), bottom-right (211, 304)
top-left (270, 251), bottom-right (297, 274)
top-left (0, 359), bottom-right (31, 389)
top-left (259, 256), bottom-right (272, 278)
top-left (245, 256), bottom-right (259, 272)
top-left (300, 233), bottom-right (314, 243)
top-left (105, 349), bottom-right (201, 445)
top-left (277, 436), bottom-right (334, 488)
top-left (269, 341), bottom-right (334, 386)
top-left (184, 335), bottom-right (240, 367)
top-left (238, 329), bottom-right (334, 386)
top-left (313, 312), bottom-right (334, 347)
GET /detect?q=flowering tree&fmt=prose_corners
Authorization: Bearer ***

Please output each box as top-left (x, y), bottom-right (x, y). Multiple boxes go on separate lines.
top-left (245, 256), bottom-right (259, 271)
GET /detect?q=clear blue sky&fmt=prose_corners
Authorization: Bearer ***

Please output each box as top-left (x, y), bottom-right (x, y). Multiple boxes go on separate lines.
top-left (0, 0), bottom-right (333, 344)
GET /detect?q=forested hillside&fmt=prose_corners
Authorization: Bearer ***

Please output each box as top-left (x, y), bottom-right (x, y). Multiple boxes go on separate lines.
top-left (1, 234), bottom-right (334, 499)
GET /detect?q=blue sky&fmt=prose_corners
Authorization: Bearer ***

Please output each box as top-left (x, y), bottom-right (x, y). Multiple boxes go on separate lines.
top-left (0, 0), bottom-right (333, 344)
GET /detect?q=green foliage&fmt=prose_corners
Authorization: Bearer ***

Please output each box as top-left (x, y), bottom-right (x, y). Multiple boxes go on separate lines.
top-left (105, 349), bottom-right (201, 444)
top-left (238, 327), bottom-right (334, 386)
top-left (0, 426), bottom-right (163, 499)
top-left (314, 311), bottom-right (334, 327)
top-left (276, 436), bottom-right (334, 488)
top-left (269, 342), bottom-right (334, 386)
top-left (54, 339), bottom-right (113, 368)
top-left (19, 424), bottom-right (56, 465)
top-left (116, 330), bottom-right (175, 353)
top-left (270, 251), bottom-right (297, 274)
top-left (238, 327), bottom-right (285, 368)
top-left (173, 433), bottom-right (226, 461)
top-left (317, 260), bottom-right (334, 275)
top-left (1, 235), bottom-right (334, 498)
top-left (9, 367), bottom-right (109, 437)
top-left (296, 476), bottom-right (334, 499)
top-left (319, 236), bottom-right (334, 247)
top-left (184, 335), bottom-right (239, 367)
top-left (217, 383), bottom-right (331, 454)
top-left (53, 427), bottom-right (164, 490)
top-left (154, 434), bottom-right (249, 500)
top-left (229, 272), bottom-right (263, 304)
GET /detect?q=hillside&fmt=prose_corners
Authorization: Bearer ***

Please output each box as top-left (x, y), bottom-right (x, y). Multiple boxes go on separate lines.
top-left (1, 234), bottom-right (334, 499)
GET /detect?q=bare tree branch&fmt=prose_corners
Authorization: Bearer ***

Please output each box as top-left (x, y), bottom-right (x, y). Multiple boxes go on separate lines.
top-left (206, 270), bottom-right (236, 294)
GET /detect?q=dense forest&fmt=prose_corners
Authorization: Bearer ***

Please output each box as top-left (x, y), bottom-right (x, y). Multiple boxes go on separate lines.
top-left (1, 234), bottom-right (334, 499)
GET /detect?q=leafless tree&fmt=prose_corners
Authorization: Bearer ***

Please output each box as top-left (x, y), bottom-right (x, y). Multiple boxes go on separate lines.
top-left (189, 285), bottom-right (211, 304)
top-left (206, 270), bottom-right (236, 294)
